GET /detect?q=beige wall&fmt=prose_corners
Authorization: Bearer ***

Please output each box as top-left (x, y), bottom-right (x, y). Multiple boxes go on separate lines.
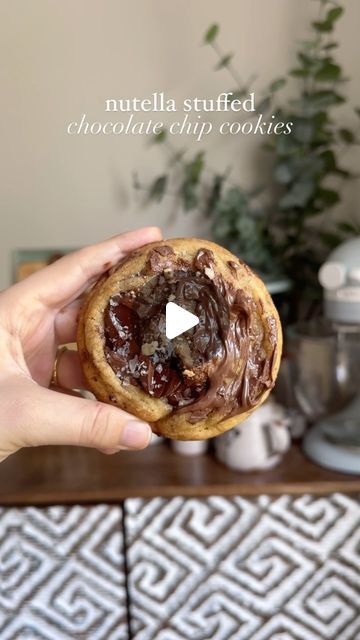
top-left (1, 0), bottom-right (360, 288)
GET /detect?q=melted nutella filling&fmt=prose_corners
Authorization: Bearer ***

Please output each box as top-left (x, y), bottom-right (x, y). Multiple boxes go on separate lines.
top-left (104, 247), bottom-right (276, 423)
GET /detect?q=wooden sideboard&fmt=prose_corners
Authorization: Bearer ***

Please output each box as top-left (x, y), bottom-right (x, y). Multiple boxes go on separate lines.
top-left (1, 443), bottom-right (360, 505)
top-left (1, 445), bottom-right (359, 639)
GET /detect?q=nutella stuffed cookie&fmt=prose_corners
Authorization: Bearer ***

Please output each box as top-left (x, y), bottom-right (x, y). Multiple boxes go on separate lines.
top-left (77, 238), bottom-right (282, 440)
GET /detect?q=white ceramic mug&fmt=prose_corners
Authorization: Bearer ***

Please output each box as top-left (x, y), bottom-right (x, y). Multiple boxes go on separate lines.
top-left (215, 399), bottom-right (291, 471)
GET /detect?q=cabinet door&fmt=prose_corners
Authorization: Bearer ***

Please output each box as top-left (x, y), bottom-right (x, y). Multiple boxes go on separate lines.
top-left (0, 505), bottom-right (127, 639)
top-left (125, 495), bottom-right (360, 640)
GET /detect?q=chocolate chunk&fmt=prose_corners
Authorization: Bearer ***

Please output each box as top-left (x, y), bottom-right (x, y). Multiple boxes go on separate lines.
top-left (227, 260), bottom-right (240, 276)
top-left (194, 248), bottom-right (215, 271)
top-left (153, 245), bottom-right (175, 256)
top-left (147, 246), bottom-right (175, 273)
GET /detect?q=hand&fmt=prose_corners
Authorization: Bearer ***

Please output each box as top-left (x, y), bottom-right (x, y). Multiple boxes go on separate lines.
top-left (0, 227), bottom-right (162, 462)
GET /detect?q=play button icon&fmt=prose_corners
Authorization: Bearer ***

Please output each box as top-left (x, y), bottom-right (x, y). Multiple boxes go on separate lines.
top-left (165, 302), bottom-right (199, 340)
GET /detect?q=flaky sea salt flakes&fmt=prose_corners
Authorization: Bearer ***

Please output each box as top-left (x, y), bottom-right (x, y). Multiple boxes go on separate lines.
top-left (128, 357), bottom-right (139, 374)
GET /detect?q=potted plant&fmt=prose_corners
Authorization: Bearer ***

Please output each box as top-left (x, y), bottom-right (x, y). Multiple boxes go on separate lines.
top-left (136, 0), bottom-right (360, 321)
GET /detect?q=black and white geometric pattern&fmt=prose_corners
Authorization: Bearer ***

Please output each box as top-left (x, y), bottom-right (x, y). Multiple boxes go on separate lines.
top-left (1, 496), bottom-right (359, 639)
top-left (0, 505), bottom-right (127, 639)
top-left (126, 494), bottom-right (360, 640)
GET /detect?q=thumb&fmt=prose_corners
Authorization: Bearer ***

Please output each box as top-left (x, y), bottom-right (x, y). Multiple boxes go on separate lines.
top-left (14, 382), bottom-right (152, 451)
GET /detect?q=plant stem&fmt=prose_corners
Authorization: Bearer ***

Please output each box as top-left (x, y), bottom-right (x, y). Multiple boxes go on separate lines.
top-left (210, 40), bottom-right (245, 89)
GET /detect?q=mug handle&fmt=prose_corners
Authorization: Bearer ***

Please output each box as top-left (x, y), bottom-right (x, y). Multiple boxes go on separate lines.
top-left (262, 422), bottom-right (290, 456)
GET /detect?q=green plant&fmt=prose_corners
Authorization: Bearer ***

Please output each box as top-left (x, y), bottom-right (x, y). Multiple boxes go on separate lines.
top-left (264, 0), bottom-right (360, 308)
top-left (136, 0), bottom-right (360, 319)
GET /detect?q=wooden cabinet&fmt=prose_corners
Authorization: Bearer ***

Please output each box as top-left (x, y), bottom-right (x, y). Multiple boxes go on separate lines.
top-left (0, 505), bottom-right (127, 638)
top-left (0, 446), bottom-right (360, 639)
top-left (125, 495), bottom-right (360, 640)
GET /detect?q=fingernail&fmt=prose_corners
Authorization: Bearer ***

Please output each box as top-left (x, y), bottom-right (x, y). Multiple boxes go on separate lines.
top-left (121, 421), bottom-right (152, 449)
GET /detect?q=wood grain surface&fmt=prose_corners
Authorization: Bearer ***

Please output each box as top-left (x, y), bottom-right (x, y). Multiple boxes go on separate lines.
top-left (0, 443), bottom-right (359, 506)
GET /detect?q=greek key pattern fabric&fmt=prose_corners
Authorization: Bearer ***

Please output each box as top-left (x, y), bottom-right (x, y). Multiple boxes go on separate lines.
top-left (126, 495), bottom-right (360, 640)
top-left (0, 505), bottom-right (127, 639)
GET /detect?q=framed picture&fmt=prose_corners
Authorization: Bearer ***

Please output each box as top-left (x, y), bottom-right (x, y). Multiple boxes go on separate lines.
top-left (12, 248), bottom-right (77, 283)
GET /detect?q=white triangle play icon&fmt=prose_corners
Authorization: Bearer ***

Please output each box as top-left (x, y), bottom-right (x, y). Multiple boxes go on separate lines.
top-left (165, 302), bottom-right (199, 340)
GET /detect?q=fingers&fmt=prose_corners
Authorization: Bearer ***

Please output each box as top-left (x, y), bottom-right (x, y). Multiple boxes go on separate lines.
top-left (14, 380), bottom-right (152, 451)
top-left (54, 348), bottom-right (88, 390)
top-left (55, 299), bottom-right (83, 344)
top-left (14, 227), bottom-right (162, 310)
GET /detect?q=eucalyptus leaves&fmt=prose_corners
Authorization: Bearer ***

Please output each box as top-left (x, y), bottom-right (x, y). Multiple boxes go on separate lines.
top-left (137, 0), bottom-right (360, 315)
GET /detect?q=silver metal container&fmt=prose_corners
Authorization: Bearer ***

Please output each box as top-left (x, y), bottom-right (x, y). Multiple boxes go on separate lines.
top-left (286, 320), bottom-right (360, 422)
